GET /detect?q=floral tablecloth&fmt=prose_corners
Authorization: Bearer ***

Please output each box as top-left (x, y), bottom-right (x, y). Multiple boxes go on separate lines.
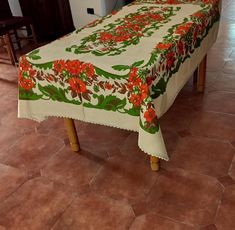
top-left (18, 0), bottom-right (220, 160)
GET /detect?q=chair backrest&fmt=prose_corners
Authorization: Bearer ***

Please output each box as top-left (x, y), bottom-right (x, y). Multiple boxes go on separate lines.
top-left (0, 0), bottom-right (13, 20)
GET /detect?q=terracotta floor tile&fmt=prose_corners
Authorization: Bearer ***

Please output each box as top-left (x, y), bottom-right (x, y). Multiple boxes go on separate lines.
top-left (159, 106), bottom-right (196, 131)
top-left (0, 2), bottom-right (235, 229)
top-left (1, 133), bottom-right (64, 176)
top-left (119, 132), bottom-right (149, 162)
top-left (36, 117), bottom-right (87, 139)
top-left (213, 73), bottom-right (235, 92)
top-left (90, 156), bottom-right (159, 204)
top-left (189, 111), bottom-right (235, 142)
top-left (0, 125), bottom-right (24, 154)
top-left (195, 91), bottom-right (235, 114)
top-left (133, 168), bottom-right (223, 226)
top-left (229, 156), bottom-right (235, 181)
top-left (200, 224), bottom-right (217, 230)
top-left (163, 137), bottom-right (234, 178)
top-left (223, 60), bottom-right (235, 74)
top-left (0, 96), bottom-right (17, 119)
top-left (52, 192), bottom-right (135, 230)
top-left (0, 163), bottom-right (27, 202)
top-left (207, 56), bottom-right (225, 72)
top-left (0, 177), bottom-right (76, 230)
top-left (217, 175), bottom-right (235, 188)
top-left (41, 147), bottom-right (102, 190)
top-left (215, 185), bottom-right (235, 229)
top-left (36, 117), bottom-right (65, 135)
top-left (129, 213), bottom-right (196, 230)
top-left (162, 129), bottom-right (181, 154)
top-left (1, 110), bottom-right (39, 133)
top-left (172, 89), bottom-right (205, 108)
top-left (77, 123), bottom-right (131, 159)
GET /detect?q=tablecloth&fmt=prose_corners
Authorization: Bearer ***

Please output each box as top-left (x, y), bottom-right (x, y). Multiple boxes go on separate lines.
top-left (18, 0), bottom-right (220, 160)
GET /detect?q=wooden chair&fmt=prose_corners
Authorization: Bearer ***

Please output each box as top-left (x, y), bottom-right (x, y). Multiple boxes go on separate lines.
top-left (0, 0), bottom-right (37, 65)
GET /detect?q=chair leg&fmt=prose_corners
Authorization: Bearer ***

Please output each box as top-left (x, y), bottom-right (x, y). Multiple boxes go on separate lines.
top-left (197, 55), bottom-right (207, 93)
top-left (150, 156), bottom-right (160, 171)
top-left (3, 33), bottom-right (17, 65)
top-left (64, 118), bottom-right (80, 152)
top-left (30, 24), bottom-right (38, 47)
top-left (14, 29), bottom-right (22, 49)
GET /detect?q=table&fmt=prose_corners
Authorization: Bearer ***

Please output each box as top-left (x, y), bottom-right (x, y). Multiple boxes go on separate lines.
top-left (18, 0), bottom-right (220, 171)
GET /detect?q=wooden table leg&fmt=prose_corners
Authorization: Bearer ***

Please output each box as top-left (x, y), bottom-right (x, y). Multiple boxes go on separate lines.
top-left (150, 156), bottom-right (160, 171)
top-left (64, 118), bottom-right (80, 152)
top-left (197, 55), bottom-right (207, 93)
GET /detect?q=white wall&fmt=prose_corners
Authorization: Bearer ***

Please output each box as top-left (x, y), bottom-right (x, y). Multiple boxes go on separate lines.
top-left (69, 0), bottom-right (124, 29)
top-left (8, 0), bottom-right (23, 16)
top-left (8, 0), bottom-right (124, 29)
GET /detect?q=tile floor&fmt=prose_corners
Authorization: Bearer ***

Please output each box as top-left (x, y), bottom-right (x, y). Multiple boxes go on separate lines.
top-left (0, 1), bottom-right (235, 229)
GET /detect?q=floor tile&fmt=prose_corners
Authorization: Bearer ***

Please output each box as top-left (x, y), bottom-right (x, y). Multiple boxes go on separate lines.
top-left (213, 73), bottom-right (235, 92)
top-left (0, 177), bottom-right (77, 230)
top-left (0, 125), bottom-right (24, 154)
top-left (41, 147), bottom-right (102, 191)
top-left (200, 224), bottom-right (217, 230)
top-left (36, 117), bottom-right (87, 139)
top-left (215, 185), bottom-right (235, 229)
top-left (195, 91), bottom-right (235, 114)
top-left (223, 60), bottom-right (235, 74)
top-left (77, 123), bottom-right (131, 159)
top-left (0, 163), bottom-right (27, 202)
top-left (129, 213), bottom-right (196, 230)
top-left (1, 133), bottom-right (64, 176)
top-left (229, 156), bottom-right (235, 181)
top-left (133, 168), bottom-right (223, 226)
top-left (119, 132), bottom-right (149, 162)
top-left (1, 110), bottom-right (39, 133)
top-left (90, 155), bottom-right (158, 204)
top-left (52, 192), bottom-right (135, 230)
top-left (189, 111), bottom-right (235, 142)
top-left (217, 175), bottom-right (235, 188)
top-left (159, 106), bottom-right (196, 131)
top-left (163, 137), bottom-right (234, 178)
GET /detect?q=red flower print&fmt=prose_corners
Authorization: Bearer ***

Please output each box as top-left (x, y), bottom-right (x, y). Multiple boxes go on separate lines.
top-left (144, 108), bottom-right (156, 123)
top-left (99, 32), bottom-right (113, 42)
top-left (132, 24), bottom-right (141, 31)
top-left (19, 77), bottom-right (34, 91)
top-left (129, 93), bottom-right (142, 107)
top-left (177, 41), bottom-right (184, 56)
top-left (115, 34), bottom-right (131, 42)
top-left (105, 82), bottom-right (113, 90)
top-left (53, 60), bottom-right (66, 73)
top-left (127, 83), bottom-right (133, 91)
top-left (128, 67), bottom-right (142, 86)
top-left (146, 76), bottom-right (153, 86)
top-left (192, 12), bottom-right (204, 18)
top-left (111, 10), bottom-right (118, 15)
top-left (166, 0), bottom-right (180, 4)
top-left (150, 14), bottom-right (163, 21)
top-left (69, 77), bottom-right (87, 94)
top-left (67, 60), bottom-right (82, 75)
top-left (139, 84), bottom-right (149, 100)
top-left (156, 42), bottom-right (172, 50)
top-left (20, 56), bottom-right (31, 72)
top-left (167, 51), bottom-right (175, 69)
top-left (81, 63), bottom-right (95, 78)
top-left (29, 69), bottom-right (37, 78)
top-left (175, 23), bottom-right (193, 35)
